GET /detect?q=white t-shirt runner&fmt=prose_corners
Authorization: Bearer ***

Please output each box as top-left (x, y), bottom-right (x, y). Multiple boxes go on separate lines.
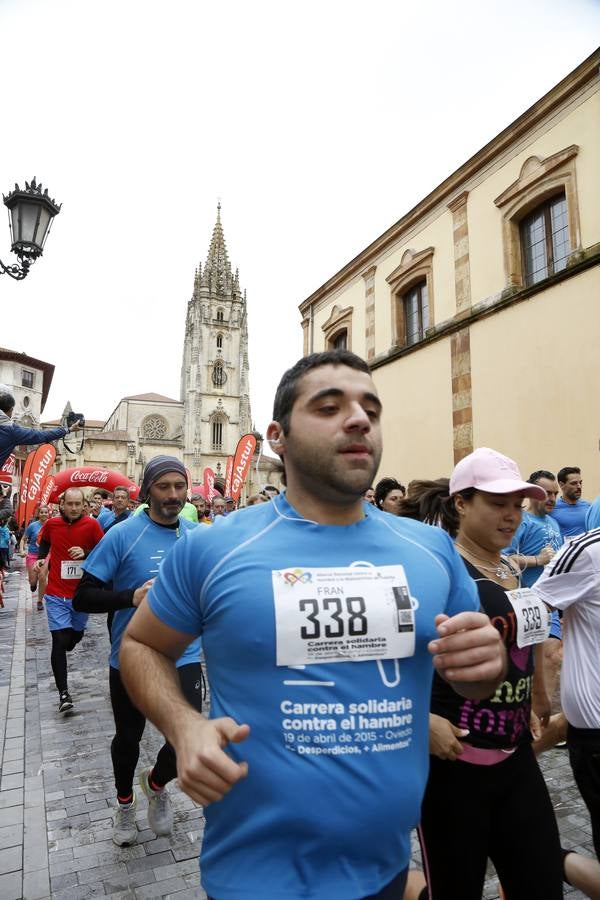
top-left (532, 528), bottom-right (600, 729)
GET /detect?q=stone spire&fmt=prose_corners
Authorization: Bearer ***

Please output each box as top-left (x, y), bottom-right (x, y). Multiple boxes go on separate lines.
top-left (202, 202), bottom-right (232, 293)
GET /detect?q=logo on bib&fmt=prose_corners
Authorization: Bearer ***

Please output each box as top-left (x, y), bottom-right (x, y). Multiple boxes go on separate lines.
top-left (282, 569), bottom-right (313, 587)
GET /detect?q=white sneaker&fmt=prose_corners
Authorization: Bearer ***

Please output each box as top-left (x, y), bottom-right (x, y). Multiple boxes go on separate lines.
top-left (112, 794), bottom-right (137, 846)
top-left (139, 767), bottom-right (173, 836)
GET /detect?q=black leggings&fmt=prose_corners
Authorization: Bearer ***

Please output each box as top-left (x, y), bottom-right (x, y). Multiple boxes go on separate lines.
top-left (50, 628), bottom-right (84, 692)
top-left (109, 663), bottom-right (203, 798)
top-left (418, 743), bottom-right (563, 900)
top-left (568, 724), bottom-right (600, 861)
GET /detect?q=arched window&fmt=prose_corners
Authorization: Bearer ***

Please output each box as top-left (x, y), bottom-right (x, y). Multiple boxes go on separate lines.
top-left (216, 333), bottom-right (223, 350)
top-left (401, 280), bottom-right (429, 346)
top-left (211, 416), bottom-right (225, 451)
top-left (212, 361), bottom-right (227, 387)
top-left (142, 415), bottom-right (168, 439)
top-left (493, 146), bottom-right (580, 290)
top-left (520, 193), bottom-right (569, 286)
top-left (216, 308), bottom-right (224, 323)
top-left (331, 329), bottom-right (347, 350)
top-left (386, 248), bottom-right (434, 348)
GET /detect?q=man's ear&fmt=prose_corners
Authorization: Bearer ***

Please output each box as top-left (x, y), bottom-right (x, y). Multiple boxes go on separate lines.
top-left (266, 421), bottom-right (285, 454)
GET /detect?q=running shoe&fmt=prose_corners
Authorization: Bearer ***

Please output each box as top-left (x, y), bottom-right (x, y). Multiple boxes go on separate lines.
top-left (112, 795), bottom-right (138, 846)
top-left (58, 691), bottom-right (73, 713)
top-left (139, 767), bottom-right (173, 835)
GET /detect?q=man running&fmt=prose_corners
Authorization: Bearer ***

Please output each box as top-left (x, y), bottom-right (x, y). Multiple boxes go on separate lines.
top-left (103, 485), bottom-right (131, 532)
top-left (120, 350), bottom-right (504, 899)
top-left (36, 488), bottom-right (103, 712)
top-left (551, 466), bottom-right (591, 539)
top-left (74, 455), bottom-right (202, 847)
top-left (19, 504), bottom-right (51, 610)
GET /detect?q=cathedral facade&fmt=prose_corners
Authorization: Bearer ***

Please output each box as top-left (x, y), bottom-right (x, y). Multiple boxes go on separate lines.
top-left (43, 207), bottom-right (281, 497)
top-left (180, 203), bottom-right (252, 483)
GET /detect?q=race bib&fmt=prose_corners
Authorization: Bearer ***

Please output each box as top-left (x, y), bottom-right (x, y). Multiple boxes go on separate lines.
top-left (506, 588), bottom-right (550, 648)
top-left (61, 560), bottom-right (83, 580)
top-left (272, 565), bottom-right (415, 666)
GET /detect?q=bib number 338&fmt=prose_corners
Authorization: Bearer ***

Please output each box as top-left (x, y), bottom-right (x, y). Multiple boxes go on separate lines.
top-left (272, 565), bottom-right (415, 666)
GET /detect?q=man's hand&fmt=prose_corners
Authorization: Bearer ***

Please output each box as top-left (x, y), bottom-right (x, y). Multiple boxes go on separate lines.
top-left (174, 715), bottom-right (250, 807)
top-left (34, 558), bottom-right (46, 572)
top-left (68, 419), bottom-right (83, 433)
top-left (428, 612), bottom-right (504, 695)
top-left (537, 545), bottom-right (555, 566)
top-left (133, 579), bottom-right (155, 608)
top-left (68, 546), bottom-right (85, 560)
top-left (429, 713), bottom-right (468, 761)
top-left (19, 549), bottom-right (27, 558)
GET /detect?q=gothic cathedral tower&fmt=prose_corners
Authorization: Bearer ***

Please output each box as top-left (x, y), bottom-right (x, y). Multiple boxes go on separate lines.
top-left (181, 205), bottom-right (252, 484)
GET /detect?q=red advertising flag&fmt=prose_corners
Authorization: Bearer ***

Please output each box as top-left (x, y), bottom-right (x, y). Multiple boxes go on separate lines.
top-left (203, 467), bottom-right (216, 502)
top-left (185, 467), bottom-right (193, 500)
top-left (0, 453), bottom-right (15, 486)
top-left (224, 456), bottom-right (234, 497)
top-left (16, 444), bottom-right (56, 528)
top-left (40, 476), bottom-right (55, 507)
top-left (230, 434), bottom-right (257, 502)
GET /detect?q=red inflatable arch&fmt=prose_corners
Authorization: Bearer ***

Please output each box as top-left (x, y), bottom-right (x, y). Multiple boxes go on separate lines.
top-left (47, 467), bottom-right (139, 503)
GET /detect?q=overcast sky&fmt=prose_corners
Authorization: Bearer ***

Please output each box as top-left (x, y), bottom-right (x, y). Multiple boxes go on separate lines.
top-left (1, 0), bottom-right (598, 434)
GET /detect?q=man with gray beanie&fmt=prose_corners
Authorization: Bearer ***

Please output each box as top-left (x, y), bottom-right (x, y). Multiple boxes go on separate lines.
top-left (74, 455), bottom-right (203, 846)
top-left (0, 385), bottom-right (82, 469)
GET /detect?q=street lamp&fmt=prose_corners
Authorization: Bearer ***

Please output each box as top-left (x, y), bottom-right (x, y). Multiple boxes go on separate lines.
top-left (1, 177), bottom-right (61, 280)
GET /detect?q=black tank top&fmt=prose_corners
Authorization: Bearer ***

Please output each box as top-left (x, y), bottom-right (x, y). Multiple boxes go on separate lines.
top-left (430, 558), bottom-right (534, 750)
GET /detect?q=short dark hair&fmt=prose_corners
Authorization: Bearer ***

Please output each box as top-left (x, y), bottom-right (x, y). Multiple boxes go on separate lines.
top-left (0, 392), bottom-right (15, 415)
top-left (557, 466), bottom-right (581, 484)
top-left (528, 470), bottom-right (555, 485)
top-left (272, 350), bottom-right (371, 435)
top-left (112, 486), bottom-right (130, 498)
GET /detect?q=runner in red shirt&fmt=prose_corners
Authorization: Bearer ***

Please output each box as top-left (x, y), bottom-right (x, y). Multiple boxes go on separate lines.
top-left (36, 487), bottom-right (103, 712)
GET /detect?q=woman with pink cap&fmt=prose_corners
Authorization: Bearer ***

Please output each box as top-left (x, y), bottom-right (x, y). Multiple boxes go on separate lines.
top-left (404, 448), bottom-right (563, 899)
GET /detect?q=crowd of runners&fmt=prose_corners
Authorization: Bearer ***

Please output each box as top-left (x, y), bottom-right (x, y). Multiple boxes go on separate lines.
top-left (1, 349), bottom-right (600, 899)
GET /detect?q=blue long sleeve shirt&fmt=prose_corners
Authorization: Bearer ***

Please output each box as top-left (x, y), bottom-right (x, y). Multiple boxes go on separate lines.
top-left (0, 413), bottom-right (67, 468)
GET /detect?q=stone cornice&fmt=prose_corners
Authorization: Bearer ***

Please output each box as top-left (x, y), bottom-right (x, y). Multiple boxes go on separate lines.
top-left (299, 49), bottom-right (600, 315)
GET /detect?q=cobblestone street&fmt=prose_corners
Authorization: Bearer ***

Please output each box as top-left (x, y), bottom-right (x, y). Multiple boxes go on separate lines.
top-left (0, 561), bottom-right (596, 899)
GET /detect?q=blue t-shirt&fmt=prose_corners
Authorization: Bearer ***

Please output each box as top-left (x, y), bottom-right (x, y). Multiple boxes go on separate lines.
top-left (505, 511), bottom-right (563, 587)
top-left (147, 493), bottom-right (479, 900)
top-left (551, 497), bottom-right (591, 539)
top-left (0, 524), bottom-right (10, 549)
top-left (24, 520), bottom-right (44, 556)
top-left (586, 495), bottom-right (600, 531)
top-left (96, 507), bottom-right (114, 531)
top-left (82, 512), bottom-right (201, 670)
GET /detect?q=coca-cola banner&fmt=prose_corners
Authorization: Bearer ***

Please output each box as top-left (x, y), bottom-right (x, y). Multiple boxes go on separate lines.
top-left (47, 467), bottom-right (139, 504)
top-left (224, 456), bottom-right (234, 498)
top-left (0, 453), bottom-right (15, 486)
top-left (16, 444), bottom-right (56, 528)
top-left (231, 434), bottom-right (257, 502)
top-left (203, 467), bottom-right (216, 503)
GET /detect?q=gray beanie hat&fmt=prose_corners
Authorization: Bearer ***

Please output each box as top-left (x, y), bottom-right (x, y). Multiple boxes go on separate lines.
top-left (139, 455), bottom-right (187, 502)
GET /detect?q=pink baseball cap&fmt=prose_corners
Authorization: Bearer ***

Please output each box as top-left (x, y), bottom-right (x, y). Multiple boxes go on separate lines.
top-left (450, 448), bottom-right (547, 500)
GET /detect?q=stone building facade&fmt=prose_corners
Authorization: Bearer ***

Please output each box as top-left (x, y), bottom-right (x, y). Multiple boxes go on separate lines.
top-left (42, 208), bottom-right (281, 498)
top-left (299, 50), bottom-right (600, 495)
